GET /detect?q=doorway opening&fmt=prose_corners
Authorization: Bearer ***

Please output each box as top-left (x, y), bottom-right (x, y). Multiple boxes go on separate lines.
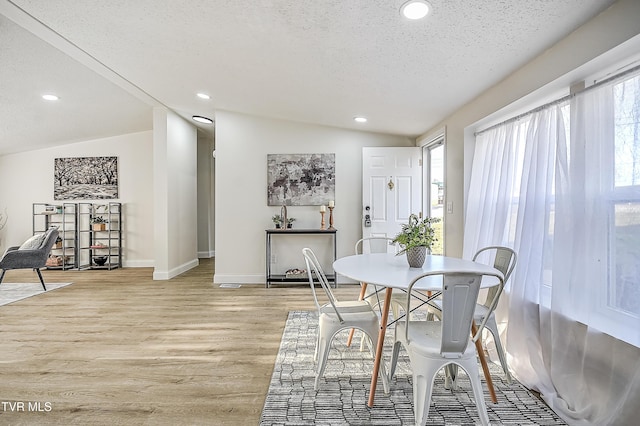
top-left (422, 137), bottom-right (445, 254)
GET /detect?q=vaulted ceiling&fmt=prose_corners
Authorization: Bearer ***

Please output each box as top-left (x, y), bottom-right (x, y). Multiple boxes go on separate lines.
top-left (0, 0), bottom-right (619, 155)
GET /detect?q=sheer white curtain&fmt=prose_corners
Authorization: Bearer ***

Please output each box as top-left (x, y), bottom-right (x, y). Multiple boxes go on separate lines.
top-left (463, 121), bottom-right (521, 260)
top-left (465, 72), bottom-right (640, 425)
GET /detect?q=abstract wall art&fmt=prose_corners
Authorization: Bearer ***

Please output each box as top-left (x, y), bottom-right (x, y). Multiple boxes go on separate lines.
top-left (267, 153), bottom-right (335, 206)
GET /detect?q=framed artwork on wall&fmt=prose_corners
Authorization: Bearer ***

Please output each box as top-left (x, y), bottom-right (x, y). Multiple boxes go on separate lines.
top-left (267, 153), bottom-right (335, 206)
top-left (54, 156), bottom-right (119, 200)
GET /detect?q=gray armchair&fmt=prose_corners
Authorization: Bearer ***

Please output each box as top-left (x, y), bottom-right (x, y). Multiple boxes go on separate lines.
top-left (0, 227), bottom-right (59, 290)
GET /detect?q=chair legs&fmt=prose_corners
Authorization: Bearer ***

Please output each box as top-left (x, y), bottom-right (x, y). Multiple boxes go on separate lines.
top-left (389, 336), bottom-right (489, 425)
top-left (315, 329), bottom-right (332, 390)
top-left (389, 340), bottom-right (402, 379)
top-left (34, 268), bottom-right (47, 291)
top-left (315, 323), bottom-right (389, 394)
top-left (434, 308), bottom-right (512, 384)
top-left (313, 331), bottom-right (320, 362)
top-left (0, 269), bottom-right (48, 291)
top-left (462, 359), bottom-right (491, 426)
top-left (484, 315), bottom-right (511, 383)
top-left (401, 357), bottom-right (489, 426)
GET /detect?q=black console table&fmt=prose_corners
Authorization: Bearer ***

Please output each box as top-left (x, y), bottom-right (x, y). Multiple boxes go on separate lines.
top-left (265, 228), bottom-right (337, 288)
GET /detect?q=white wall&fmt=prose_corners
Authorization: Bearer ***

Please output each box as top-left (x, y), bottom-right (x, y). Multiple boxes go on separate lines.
top-left (197, 130), bottom-right (215, 258)
top-left (213, 111), bottom-right (414, 284)
top-left (418, 0), bottom-right (640, 257)
top-left (0, 131), bottom-right (154, 265)
top-left (153, 108), bottom-right (199, 279)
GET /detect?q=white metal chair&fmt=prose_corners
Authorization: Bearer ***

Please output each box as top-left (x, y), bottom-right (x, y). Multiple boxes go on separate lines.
top-left (302, 248), bottom-right (389, 393)
top-left (350, 237), bottom-right (431, 353)
top-left (389, 271), bottom-right (502, 426)
top-left (429, 246), bottom-right (517, 383)
top-left (350, 238), bottom-right (396, 346)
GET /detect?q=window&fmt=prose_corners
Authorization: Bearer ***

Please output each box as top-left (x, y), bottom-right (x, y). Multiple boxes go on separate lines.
top-left (467, 69), bottom-right (640, 346)
top-left (423, 138), bottom-right (444, 255)
top-left (609, 74), bottom-right (640, 317)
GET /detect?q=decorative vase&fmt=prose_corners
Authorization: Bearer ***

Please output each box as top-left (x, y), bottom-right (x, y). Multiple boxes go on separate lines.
top-left (406, 246), bottom-right (427, 268)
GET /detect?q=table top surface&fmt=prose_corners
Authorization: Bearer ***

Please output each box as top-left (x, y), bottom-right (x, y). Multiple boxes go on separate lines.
top-left (265, 228), bottom-right (337, 234)
top-left (333, 252), bottom-right (502, 290)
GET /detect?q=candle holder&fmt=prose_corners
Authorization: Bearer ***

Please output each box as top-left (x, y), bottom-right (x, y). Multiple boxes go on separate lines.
top-left (320, 211), bottom-right (326, 230)
top-left (328, 206), bottom-right (335, 230)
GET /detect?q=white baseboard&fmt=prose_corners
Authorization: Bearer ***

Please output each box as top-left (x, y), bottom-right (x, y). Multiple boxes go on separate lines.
top-left (153, 258), bottom-right (199, 280)
top-left (123, 259), bottom-right (155, 268)
top-left (198, 250), bottom-right (215, 258)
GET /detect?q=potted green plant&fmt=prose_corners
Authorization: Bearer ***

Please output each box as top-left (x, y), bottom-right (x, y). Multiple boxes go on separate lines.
top-left (91, 216), bottom-right (107, 231)
top-left (286, 217), bottom-right (296, 228)
top-left (272, 214), bottom-right (283, 229)
top-left (392, 213), bottom-right (441, 267)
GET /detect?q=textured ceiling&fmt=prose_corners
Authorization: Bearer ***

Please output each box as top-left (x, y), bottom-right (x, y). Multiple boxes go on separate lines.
top-left (0, 14), bottom-right (152, 154)
top-left (0, 0), bottom-right (621, 155)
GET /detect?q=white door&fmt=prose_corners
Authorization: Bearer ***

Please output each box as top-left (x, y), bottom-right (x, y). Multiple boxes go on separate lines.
top-left (362, 147), bottom-right (422, 239)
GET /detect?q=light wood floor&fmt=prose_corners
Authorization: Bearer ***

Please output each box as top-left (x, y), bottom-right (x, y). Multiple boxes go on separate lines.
top-left (0, 259), bottom-right (361, 425)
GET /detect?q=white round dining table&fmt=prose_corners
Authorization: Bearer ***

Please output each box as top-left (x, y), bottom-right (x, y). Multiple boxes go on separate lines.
top-left (333, 252), bottom-right (504, 408)
top-left (333, 252), bottom-right (502, 290)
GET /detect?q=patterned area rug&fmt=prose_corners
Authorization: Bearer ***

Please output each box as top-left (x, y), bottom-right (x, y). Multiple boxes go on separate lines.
top-left (0, 282), bottom-right (72, 306)
top-left (260, 310), bottom-right (566, 426)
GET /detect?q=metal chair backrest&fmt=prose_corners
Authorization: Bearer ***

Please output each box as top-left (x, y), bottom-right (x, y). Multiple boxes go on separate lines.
top-left (354, 237), bottom-right (396, 255)
top-left (405, 271), bottom-right (502, 357)
top-left (302, 248), bottom-right (344, 323)
top-left (472, 246), bottom-right (517, 311)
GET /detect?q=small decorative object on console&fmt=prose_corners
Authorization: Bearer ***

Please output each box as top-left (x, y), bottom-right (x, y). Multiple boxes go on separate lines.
top-left (328, 200), bottom-right (335, 230)
top-left (285, 268), bottom-right (307, 279)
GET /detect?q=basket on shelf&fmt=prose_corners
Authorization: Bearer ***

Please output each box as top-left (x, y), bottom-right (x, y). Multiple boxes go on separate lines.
top-left (45, 255), bottom-right (68, 267)
top-left (285, 268), bottom-right (307, 279)
top-left (93, 256), bottom-right (108, 266)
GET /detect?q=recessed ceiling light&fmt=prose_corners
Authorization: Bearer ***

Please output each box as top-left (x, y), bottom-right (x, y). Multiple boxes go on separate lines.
top-left (196, 93), bottom-right (210, 100)
top-left (354, 117), bottom-right (368, 123)
top-left (400, 0), bottom-right (431, 20)
top-left (192, 115), bottom-right (214, 124)
top-left (42, 94), bottom-right (59, 101)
